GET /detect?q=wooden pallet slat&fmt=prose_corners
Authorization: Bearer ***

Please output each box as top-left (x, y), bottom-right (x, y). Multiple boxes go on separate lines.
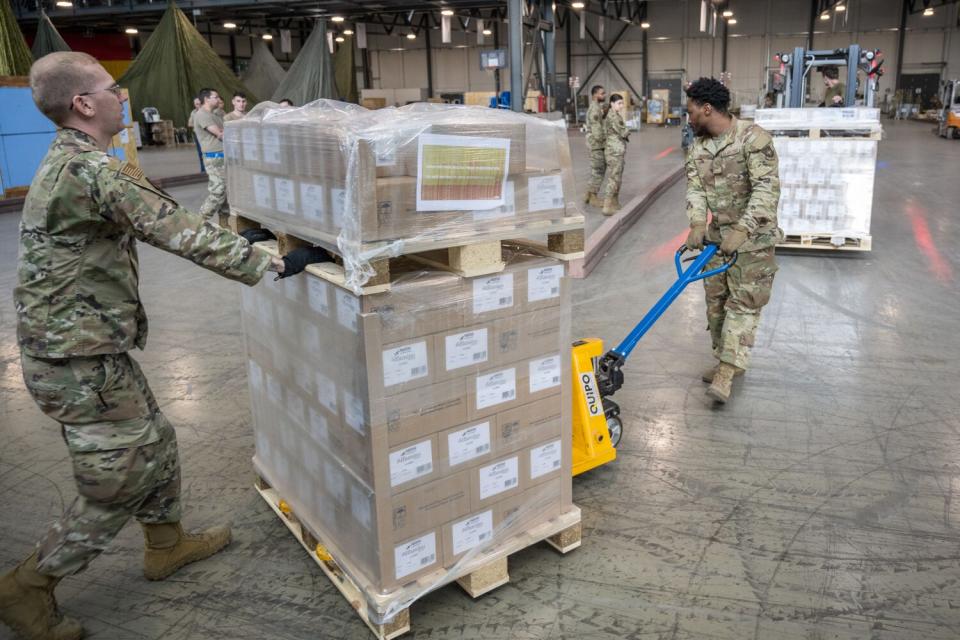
top-left (778, 233), bottom-right (872, 252)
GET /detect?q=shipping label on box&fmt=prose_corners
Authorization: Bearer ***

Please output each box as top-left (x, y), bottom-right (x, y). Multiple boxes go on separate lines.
top-left (526, 265), bottom-right (563, 304)
top-left (300, 181), bottom-right (326, 223)
top-left (307, 279), bottom-right (332, 317)
top-left (475, 367), bottom-right (517, 411)
top-left (472, 274), bottom-right (515, 316)
top-left (527, 174), bottom-right (565, 212)
top-left (342, 389), bottom-right (367, 436)
top-left (274, 177), bottom-right (298, 215)
top-left (528, 439), bottom-right (563, 481)
top-left (307, 406), bottom-right (331, 448)
top-left (351, 483), bottom-right (374, 532)
top-left (393, 531), bottom-right (438, 581)
top-left (443, 327), bottom-right (489, 373)
top-left (477, 455), bottom-right (520, 502)
top-left (331, 187), bottom-right (347, 228)
top-left (381, 341), bottom-right (430, 388)
top-left (416, 134), bottom-right (510, 211)
top-left (449, 510), bottom-right (494, 558)
top-left (253, 174), bottom-right (273, 209)
top-left (336, 290), bottom-right (360, 333)
top-left (528, 355), bottom-right (562, 396)
top-left (242, 126), bottom-right (260, 163)
top-left (261, 127), bottom-right (282, 167)
top-left (389, 438), bottom-right (435, 488)
top-left (446, 420), bottom-right (493, 468)
top-left (315, 372), bottom-right (338, 415)
top-left (323, 461), bottom-right (348, 505)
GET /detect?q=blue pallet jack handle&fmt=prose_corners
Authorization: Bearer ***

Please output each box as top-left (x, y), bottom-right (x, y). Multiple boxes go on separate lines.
top-left (595, 242), bottom-right (737, 397)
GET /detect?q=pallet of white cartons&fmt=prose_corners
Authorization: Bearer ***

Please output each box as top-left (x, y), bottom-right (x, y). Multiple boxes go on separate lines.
top-left (254, 473), bottom-right (581, 640)
top-left (778, 233), bottom-right (872, 252)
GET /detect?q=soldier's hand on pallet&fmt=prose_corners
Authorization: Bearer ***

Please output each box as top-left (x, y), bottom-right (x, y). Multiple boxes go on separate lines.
top-left (277, 246), bottom-right (334, 279)
top-left (240, 228), bottom-right (277, 244)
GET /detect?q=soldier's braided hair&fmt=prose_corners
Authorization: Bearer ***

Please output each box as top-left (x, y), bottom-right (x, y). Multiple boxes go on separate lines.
top-left (685, 77), bottom-right (730, 113)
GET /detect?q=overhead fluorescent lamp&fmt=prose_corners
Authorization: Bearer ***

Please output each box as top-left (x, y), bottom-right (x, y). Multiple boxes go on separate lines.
top-left (55, 1), bottom-right (72, 7)
top-left (124, 27), bottom-right (138, 34)
top-left (727, 18), bottom-right (737, 24)
top-left (834, 3), bottom-right (845, 11)
top-left (441, 9), bottom-right (454, 16)
top-left (722, 10), bottom-right (733, 17)
top-left (923, 7), bottom-right (934, 15)
top-left (343, 29), bottom-right (353, 35)
top-left (571, 1), bottom-right (585, 8)
top-left (640, 21), bottom-right (650, 28)
top-left (820, 12), bottom-right (830, 20)
top-left (331, 16), bottom-right (345, 22)
top-left (223, 22), bottom-right (237, 29)
top-left (262, 33), bottom-right (273, 40)
top-left (335, 36), bottom-right (344, 42)
top-left (406, 32), bottom-right (417, 39)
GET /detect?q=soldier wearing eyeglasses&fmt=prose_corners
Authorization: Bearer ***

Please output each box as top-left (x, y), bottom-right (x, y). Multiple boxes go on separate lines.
top-left (0, 52), bottom-right (330, 640)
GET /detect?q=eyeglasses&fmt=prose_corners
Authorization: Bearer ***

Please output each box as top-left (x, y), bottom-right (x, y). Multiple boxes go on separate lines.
top-left (69, 83), bottom-right (124, 110)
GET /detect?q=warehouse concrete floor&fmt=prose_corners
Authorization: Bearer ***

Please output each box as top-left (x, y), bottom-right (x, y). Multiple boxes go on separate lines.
top-left (2, 120), bottom-right (959, 640)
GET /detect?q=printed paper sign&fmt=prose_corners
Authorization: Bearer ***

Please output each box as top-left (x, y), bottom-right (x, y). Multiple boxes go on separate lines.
top-left (307, 279), bottom-right (331, 316)
top-left (472, 180), bottom-right (516, 222)
top-left (274, 178), bottom-right (296, 215)
top-left (382, 341), bottom-right (430, 387)
top-left (529, 355), bottom-right (562, 394)
top-left (527, 265), bottom-right (563, 302)
top-left (336, 290), bottom-right (359, 332)
top-left (451, 510), bottom-right (494, 556)
top-left (416, 133), bottom-right (510, 211)
top-left (475, 367), bottom-right (517, 410)
top-left (472, 274), bottom-right (514, 315)
top-left (241, 127), bottom-right (260, 162)
top-left (300, 182), bottom-right (325, 221)
top-left (394, 532), bottom-right (437, 580)
top-left (530, 440), bottom-right (562, 479)
top-left (478, 456), bottom-right (519, 500)
top-left (445, 328), bottom-right (489, 371)
top-left (527, 174), bottom-right (565, 212)
top-left (389, 439), bottom-right (434, 487)
top-left (262, 128), bottom-right (282, 165)
top-left (253, 174), bottom-right (273, 209)
top-left (448, 422), bottom-right (492, 467)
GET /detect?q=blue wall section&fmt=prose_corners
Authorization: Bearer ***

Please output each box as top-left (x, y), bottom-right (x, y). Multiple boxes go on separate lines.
top-left (0, 87), bottom-right (57, 193)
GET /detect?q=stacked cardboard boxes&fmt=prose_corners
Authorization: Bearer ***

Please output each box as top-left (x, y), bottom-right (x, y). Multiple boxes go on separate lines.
top-left (242, 250), bottom-right (574, 597)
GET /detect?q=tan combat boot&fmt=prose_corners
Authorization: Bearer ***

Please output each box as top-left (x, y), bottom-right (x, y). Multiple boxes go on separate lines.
top-left (583, 190), bottom-right (595, 204)
top-left (0, 553), bottom-right (84, 640)
top-left (589, 193), bottom-right (604, 208)
top-left (706, 362), bottom-right (743, 404)
top-left (602, 197), bottom-right (619, 216)
top-left (141, 522), bottom-right (231, 581)
top-left (701, 364), bottom-right (745, 383)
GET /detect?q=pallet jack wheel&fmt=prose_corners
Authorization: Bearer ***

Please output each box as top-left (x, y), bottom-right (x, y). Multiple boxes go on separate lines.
top-left (603, 398), bottom-right (622, 448)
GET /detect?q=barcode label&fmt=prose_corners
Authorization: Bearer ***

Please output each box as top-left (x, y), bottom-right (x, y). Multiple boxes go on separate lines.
top-left (478, 457), bottom-right (519, 500)
top-left (530, 440), bottom-right (563, 479)
top-left (527, 174), bottom-right (565, 212)
top-left (451, 510), bottom-right (494, 556)
top-left (448, 422), bottom-right (491, 467)
top-left (527, 265), bottom-right (564, 302)
top-left (529, 355), bottom-right (562, 394)
top-left (394, 532), bottom-right (437, 580)
top-left (389, 439), bottom-right (433, 487)
top-left (472, 274), bottom-right (514, 315)
top-left (446, 329), bottom-right (489, 371)
top-left (382, 341), bottom-right (429, 387)
top-left (476, 368), bottom-right (517, 410)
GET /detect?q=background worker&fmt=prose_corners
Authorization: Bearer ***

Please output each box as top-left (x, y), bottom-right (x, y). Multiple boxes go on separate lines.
top-left (224, 92), bottom-right (247, 122)
top-left (601, 93), bottom-right (629, 216)
top-left (193, 88), bottom-right (229, 223)
top-left (583, 84), bottom-right (607, 207)
top-left (820, 65), bottom-right (846, 107)
top-left (0, 52), bottom-right (328, 640)
top-left (683, 77), bottom-right (783, 404)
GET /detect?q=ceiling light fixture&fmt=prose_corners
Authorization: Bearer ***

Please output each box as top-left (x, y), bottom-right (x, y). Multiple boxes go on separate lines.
top-left (223, 22), bottom-right (237, 29)
top-left (124, 27), bottom-right (138, 34)
top-left (262, 33), bottom-right (273, 40)
top-left (55, 1), bottom-right (72, 7)
top-left (441, 9), bottom-right (454, 16)
top-left (331, 15), bottom-right (345, 22)
top-left (335, 36), bottom-right (345, 42)
top-left (406, 32), bottom-right (417, 39)
top-left (482, 28), bottom-right (492, 35)
top-left (571, 1), bottom-right (585, 8)
top-left (343, 29), bottom-right (354, 35)
top-left (722, 10), bottom-right (733, 17)
top-left (923, 6), bottom-right (934, 15)
top-left (640, 21), bottom-right (650, 28)
top-left (727, 18), bottom-right (737, 24)
top-left (820, 11), bottom-right (830, 20)
top-left (834, 3), bottom-right (845, 11)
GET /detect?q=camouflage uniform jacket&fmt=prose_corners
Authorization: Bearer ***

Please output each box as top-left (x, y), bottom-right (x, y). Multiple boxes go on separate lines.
top-left (685, 117), bottom-right (783, 252)
top-left (585, 101), bottom-right (606, 150)
top-left (604, 109), bottom-right (628, 155)
top-left (15, 128), bottom-right (272, 358)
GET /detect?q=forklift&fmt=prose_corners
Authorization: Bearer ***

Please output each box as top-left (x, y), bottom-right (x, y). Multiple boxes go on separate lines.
top-left (937, 79), bottom-right (960, 139)
top-left (774, 45), bottom-right (884, 108)
top-left (571, 243), bottom-right (736, 475)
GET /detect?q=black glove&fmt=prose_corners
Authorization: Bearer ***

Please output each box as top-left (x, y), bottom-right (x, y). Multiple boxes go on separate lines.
top-left (240, 228), bottom-right (277, 244)
top-left (278, 246), bottom-right (334, 279)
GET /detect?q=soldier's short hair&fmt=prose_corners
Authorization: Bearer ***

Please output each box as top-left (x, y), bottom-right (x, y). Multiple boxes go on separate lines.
top-left (591, 85), bottom-right (604, 96)
top-left (685, 77), bottom-right (730, 113)
top-left (821, 65), bottom-right (840, 80)
top-left (233, 92), bottom-right (247, 100)
top-left (609, 93), bottom-right (623, 104)
top-left (29, 51), bottom-right (103, 125)
top-left (197, 88), bottom-right (219, 103)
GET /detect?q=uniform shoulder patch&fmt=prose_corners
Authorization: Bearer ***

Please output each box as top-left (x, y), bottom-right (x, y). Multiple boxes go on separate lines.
top-left (120, 162), bottom-right (145, 181)
top-left (744, 124), bottom-right (773, 152)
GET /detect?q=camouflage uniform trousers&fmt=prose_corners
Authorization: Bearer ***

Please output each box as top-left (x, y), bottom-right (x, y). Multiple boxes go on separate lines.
top-left (199, 157), bottom-right (229, 221)
top-left (587, 146), bottom-right (606, 194)
top-left (602, 145), bottom-right (625, 199)
top-left (702, 246), bottom-right (778, 370)
top-left (20, 352), bottom-right (181, 578)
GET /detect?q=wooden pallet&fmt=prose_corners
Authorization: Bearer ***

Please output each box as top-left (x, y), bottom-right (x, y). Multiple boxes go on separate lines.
top-left (254, 474), bottom-right (581, 640)
top-left (230, 213), bottom-right (585, 291)
top-left (778, 233), bottom-right (872, 252)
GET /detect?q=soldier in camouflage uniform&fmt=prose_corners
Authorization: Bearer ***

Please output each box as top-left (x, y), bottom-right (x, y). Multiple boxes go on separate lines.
top-left (683, 77), bottom-right (782, 404)
top-left (0, 53), bottom-right (327, 640)
top-left (601, 93), bottom-right (629, 216)
top-left (584, 84), bottom-right (607, 207)
top-left (193, 87), bottom-right (229, 224)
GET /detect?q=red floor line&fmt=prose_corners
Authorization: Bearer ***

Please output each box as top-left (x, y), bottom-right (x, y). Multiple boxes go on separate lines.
top-left (654, 146), bottom-right (676, 160)
top-left (904, 199), bottom-right (953, 283)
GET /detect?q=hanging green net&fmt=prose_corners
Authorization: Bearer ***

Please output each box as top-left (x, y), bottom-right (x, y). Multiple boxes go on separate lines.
top-left (0, 0), bottom-right (33, 76)
top-left (119, 1), bottom-right (254, 128)
top-left (271, 20), bottom-right (336, 105)
top-left (241, 41), bottom-right (285, 104)
top-left (32, 11), bottom-right (70, 60)
top-left (332, 34), bottom-right (356, 104)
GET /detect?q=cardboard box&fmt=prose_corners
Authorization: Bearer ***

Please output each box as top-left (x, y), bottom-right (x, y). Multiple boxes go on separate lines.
top-left (366, 334), bottom-right (437, 396)
top-left (494, 475), bottom-right (568, 538)
top-left (433, 323), bottom-right (494, 381)
top-left (441, 507), bottom-right (496, 564)
top-left (465, 362), bottom-right (525, 420)
top-left (383, 434), bottom-right (440, 493)
top-left (381, 378), bottom-right (468, 448)
top-left (521, 438), bottom-right (565, 487)
top-left (384, 528), bottom-right (443, 590)
top-left (496, 396), bottom-right (564, 455)
top-left (526, 353), bottom-right (564, 404)
top-left (463, 272), bottom-right (520, 324)
top-left (470, 452), bottom-right (523, 510)
top-left (438, 417), bottom-right (497, 473)
top-left (381, 468), bottom-right (471, 543)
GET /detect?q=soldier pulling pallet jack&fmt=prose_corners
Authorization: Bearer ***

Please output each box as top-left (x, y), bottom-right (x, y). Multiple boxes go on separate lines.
top-left (573, 77), bottom-right (783, 474)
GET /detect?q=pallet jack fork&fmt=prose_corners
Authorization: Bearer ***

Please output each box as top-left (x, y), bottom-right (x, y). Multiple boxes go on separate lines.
top-left (571, 243), bottom-right (737, 476)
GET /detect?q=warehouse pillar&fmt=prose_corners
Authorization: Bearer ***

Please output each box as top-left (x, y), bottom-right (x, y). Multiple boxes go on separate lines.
top-left (425, 26), bottom-right (434, 98)
top-left (509, 0), bottom-right (523, 112)
top-left (544, 0), bottom-right (556, 107)
top-left (895, 0), bottom-right (908, 90)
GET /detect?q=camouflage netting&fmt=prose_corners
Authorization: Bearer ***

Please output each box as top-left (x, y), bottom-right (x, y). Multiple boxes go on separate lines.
top-left (240, 41), bottom-right (285, 104)
top-left (0, 0), bottom-right (32, 76)
top-left (271, 20), bottom-right (335, 106)
top-left (32, 11), bottom-right (70, 59)
top-left (119, 1), bottom-right (254, 128)
top-left (332, 32), bottom-right (356, 104)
